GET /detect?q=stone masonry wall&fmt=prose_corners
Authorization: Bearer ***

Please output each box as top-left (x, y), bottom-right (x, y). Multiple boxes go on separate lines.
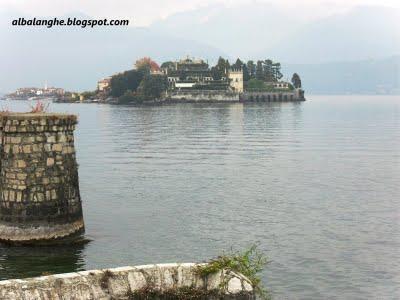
top-left (167, 90), bottom-right (240, 102)
top-left (0, 263), bottom-right (255, 300)
top-left (0, 113), bottom-right (84, 244)
top-left (166, 90), bottom-right (305, 102)
top-left (241, 89), bottom-right (305, 102)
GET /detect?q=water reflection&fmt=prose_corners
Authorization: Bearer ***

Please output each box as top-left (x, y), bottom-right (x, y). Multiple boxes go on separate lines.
top-left (0, 243), bottom-right (86, 280)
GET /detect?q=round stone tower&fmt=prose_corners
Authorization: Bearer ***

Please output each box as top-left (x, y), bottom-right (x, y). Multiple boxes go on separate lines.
top-left (0, 113), bottom-right (84, 244)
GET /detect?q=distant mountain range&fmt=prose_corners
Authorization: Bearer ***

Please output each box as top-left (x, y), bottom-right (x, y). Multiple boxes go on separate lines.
top-left (283, 56), bottom-right (400, 94)
top-left (150, 2), bottom-right (302, 59)
top-left (0, 5), bottom-right (399, 94)
top-left (151, 5), bottom-right (400, 64)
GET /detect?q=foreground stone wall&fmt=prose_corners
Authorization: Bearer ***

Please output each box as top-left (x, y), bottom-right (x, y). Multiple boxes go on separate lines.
top-left (0, 113), bottom-right (84, 244)
top-left (0, 263), bottom-right (254, 299)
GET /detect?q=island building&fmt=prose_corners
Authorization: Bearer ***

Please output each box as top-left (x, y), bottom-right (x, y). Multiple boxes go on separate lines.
top-left (164, 57), bottom-right (230, 91)
top-left (97, 77), bottom-right (111, 92)
top-left (228, 68), bottom-right (244, 93)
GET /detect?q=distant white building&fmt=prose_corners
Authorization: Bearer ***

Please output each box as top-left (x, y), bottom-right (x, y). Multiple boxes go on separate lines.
top-left (175, 82), bottom-right (196, 89)
top-left (272, 82), bottom-right (290, 89)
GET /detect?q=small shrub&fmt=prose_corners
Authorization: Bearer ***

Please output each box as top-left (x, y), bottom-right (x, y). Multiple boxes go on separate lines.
top-left (196, 245), bottom-right (271, 300)
top-left (30, 100), bottom-right (49, 113)
top-left (100, 270), bottom-right (114, 290)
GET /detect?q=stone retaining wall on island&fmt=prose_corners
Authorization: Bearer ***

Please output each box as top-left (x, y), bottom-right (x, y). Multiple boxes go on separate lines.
top-left (0, 113), bottom-right (84, 244)
top-left (165, 89), bottom-right (305, 102)
top-left (167, 90), bottom-right (240, 102)
top-left (0, 263), bottom-right (255, 299)
top-left (241, 89), bottom-right (305, 102)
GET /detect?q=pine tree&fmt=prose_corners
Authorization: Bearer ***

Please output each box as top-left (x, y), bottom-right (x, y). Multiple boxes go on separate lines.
top-left (291, 73), bottom-right (302, 88)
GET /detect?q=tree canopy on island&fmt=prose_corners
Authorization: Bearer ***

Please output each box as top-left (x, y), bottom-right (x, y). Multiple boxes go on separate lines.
top-left (109, 57), bottom-right (167, 103)
top-left (110, 69), bottom-right (145, 97)
top-left (160, 61), bottom-right (175, 70)
top-left (135, 57), bottom-right (160, 73)
top-left (209, 57), bottom-right (283, 82)
top-left (211, 57), bottom-right (230, 80)
top-left (291, 73), bottom-right (302, 88)
top-left (138, 74), bottom-right (168, 100)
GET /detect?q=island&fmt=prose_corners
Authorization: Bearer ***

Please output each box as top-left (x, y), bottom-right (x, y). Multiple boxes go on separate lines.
top-left (93, 56), bottom-right (305, 104)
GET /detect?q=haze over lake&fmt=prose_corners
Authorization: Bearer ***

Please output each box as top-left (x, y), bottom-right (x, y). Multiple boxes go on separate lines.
top-left (0, 95), bottom-right (399, 299)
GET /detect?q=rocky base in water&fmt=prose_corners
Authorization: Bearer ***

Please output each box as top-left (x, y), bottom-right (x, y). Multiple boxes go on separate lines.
top-left (0, 263), bottom-right (254, 299)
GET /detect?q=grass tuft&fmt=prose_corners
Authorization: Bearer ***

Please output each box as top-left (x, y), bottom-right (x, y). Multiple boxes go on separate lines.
top-left (196, 244), bottom-right (271, 299)
top-left (100, 269), bottom-right (114, 290)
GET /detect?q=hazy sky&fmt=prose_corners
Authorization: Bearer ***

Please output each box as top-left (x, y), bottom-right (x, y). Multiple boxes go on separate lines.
top-left (2, 0), bottom-right (400, 26)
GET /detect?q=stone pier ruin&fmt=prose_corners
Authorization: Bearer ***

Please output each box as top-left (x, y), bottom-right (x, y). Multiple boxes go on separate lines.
top-left (0, 113), bottom-right (84, 244)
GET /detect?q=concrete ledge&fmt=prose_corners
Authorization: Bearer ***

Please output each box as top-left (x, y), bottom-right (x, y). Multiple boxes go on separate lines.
top-left (0, 219), bottom-right (84, 244)
top-left (0, 263), bottom-right (254, 299)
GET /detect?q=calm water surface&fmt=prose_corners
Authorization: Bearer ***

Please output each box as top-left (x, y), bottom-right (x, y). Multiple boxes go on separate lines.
top-left (0, 96), bottom-right (399, 299)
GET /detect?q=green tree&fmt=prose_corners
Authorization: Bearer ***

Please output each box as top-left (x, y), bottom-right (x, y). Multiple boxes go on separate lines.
top-left (137, 74), bottom-right (168, 100)
top-left (118, 90), bottom-right (142, 104)
top-left (232, 58), bottom-right (243, 69)
top-left (263, 60), bottom-right (273, 82)
top-left (242, 64), bottom-right (250, 81)
top-left (291, 73), bottom-right (302, 88)
top-left (160, 61), bottom-right (175, 70)
top-left (225, 59), bottom-right (231, 73)
top-left (212, 57), bottom-right (230, 80)
top-left (256, 61), bottom-right (264, 80)
top-left (211, 66), bottom-right (221, 80)
top-left (247, 60), bottom-right (256, 79)
top-left (109, 75), bottom-right (126, 97)
top-left (272, 62), bottom-right (283, 81)
top-left (259, 60), bottom-right (283, 82)
top-left (110, 69), bottom-right (145, 97)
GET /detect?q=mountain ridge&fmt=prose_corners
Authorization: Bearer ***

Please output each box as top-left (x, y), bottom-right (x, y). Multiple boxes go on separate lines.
top-left (1, 6), bottom-right (399, 93)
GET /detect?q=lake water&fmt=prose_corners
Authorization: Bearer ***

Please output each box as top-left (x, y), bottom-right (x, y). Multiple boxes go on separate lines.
top-left (0, 96), bottom-right (399, 299)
